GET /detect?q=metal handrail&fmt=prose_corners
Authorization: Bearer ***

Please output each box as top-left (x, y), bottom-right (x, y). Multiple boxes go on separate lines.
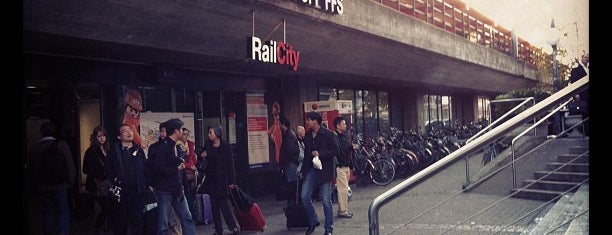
top-left (464, 97), bottom-right (535, 185)
top-left (509, 98), bottom-right (572, 187)
top-left (368, 76), bottom-right (588, 235)
top-left (467, 97), bottom-right (535, 144)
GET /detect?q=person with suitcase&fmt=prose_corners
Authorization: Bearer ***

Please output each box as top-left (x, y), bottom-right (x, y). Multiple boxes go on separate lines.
top-left (201, 124), bottom-right (240, 235)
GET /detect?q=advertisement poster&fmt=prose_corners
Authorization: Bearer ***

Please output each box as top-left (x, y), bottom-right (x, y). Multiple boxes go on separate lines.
top-left (303, 100), bottom-right (353, 132)
top-left (246, 93), bottom-right (269, 168)
top-left (140, 112), bottom-right (195, 156)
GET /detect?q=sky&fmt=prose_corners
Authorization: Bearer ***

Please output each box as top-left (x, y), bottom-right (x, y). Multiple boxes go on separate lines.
top-left (462, 0), bottom-right (589, 65)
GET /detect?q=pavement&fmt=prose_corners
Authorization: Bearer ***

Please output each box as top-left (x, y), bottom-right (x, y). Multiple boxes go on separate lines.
top-left (39, 137), bottom-right (588, 235)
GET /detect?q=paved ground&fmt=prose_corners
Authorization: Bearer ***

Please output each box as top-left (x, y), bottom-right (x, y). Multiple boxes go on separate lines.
top-left (30, 137), bottom-right (588, 235)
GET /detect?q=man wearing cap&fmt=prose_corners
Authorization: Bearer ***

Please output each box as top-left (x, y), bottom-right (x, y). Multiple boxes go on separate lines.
top-left (301, 111), bottom-right (338, 235)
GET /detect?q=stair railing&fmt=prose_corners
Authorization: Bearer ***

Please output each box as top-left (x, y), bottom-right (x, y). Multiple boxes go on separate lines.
top-left (368, 76), bottom-right (588, 235)
top-left (509, 98), bottom-right (572, 187)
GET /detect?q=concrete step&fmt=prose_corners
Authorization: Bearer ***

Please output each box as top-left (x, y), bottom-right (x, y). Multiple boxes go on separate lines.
top-left (556, 154), bottom-right (589, 163)
top-left (533, 171), bottom-right (589, 182)
top-left (525, 183), bottom-right (589, 235)
top-left (522, 179), bottom-right (582, 192)
top-left (545, 162), bottom-right (589, 173)
top-left (511, 188), bottom-right (563, 201)
top-left (568, 146), bottom-right (588, 155)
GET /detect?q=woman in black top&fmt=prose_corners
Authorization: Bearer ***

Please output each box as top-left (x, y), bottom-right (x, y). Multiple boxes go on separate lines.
top-left (82, 125), bottom-right (112, 231)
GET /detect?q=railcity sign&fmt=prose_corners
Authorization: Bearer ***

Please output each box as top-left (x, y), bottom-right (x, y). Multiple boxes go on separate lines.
top-left (248, 36), bottom-right (300, 71)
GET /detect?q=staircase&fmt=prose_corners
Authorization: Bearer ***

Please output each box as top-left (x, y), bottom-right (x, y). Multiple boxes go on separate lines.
top-left (511, 142), bottom-right (589, 201)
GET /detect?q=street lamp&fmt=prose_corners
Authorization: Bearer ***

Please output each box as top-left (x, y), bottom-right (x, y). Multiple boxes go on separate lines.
top-left (547, 18), bottom-right (561, 92)
top-left (546, 18), bottom-right (562, 136)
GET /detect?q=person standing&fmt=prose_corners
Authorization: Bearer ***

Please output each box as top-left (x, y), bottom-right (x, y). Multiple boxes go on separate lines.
top-left (28, 121), bottom-right (76, 235)
top-left (201, 124), bottom-right (240, 235)
top-left (296, 125), bottom-right (306, 173)
top-left (332, 117), bottom-right (354, 219)
top-left (104, 124), bottom-right (148, 235)
top-left (569, 52), bottom-right (589, 136)
top-left (179, 127), bottom-right (198, 221)
top-left (279, 117), bottom-right (300, 183)
top-left (82, 125), bottom-right (112, 231)
top-left (301, 112), bottom-right (337, 235)
top-left (147, 118), bottom-right (197, 235)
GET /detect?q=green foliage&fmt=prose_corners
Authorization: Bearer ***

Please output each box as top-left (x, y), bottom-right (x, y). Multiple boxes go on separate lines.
top-left (492, 87), bottom-right (551, 120)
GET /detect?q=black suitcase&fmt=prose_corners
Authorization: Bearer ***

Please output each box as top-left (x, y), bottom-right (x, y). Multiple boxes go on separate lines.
top-left (284, 180), bottom-right (310, 229)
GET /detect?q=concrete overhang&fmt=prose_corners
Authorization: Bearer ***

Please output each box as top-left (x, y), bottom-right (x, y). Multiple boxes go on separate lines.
top-left (23, 0), bottom-right (539, 94)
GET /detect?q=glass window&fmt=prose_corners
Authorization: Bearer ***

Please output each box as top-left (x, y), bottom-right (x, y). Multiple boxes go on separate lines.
top-left (477, 96), bottom-right (490, 123)
top-left (317, 87), bottom-right (389, 138)
top-left (355, 90), bottom-right (364, 135)
top-left (141, 87), bottom-right (172, 112)
top-left (364, 90), bottom-right (378, 137)
top-left (378, 92), bottom-right (390, 131)
top-left (319, 87), bottom-right (336, 101)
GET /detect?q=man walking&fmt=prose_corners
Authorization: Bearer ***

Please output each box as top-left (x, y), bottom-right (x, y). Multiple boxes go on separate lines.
top-left (301, 112), bottom-right (337, 235)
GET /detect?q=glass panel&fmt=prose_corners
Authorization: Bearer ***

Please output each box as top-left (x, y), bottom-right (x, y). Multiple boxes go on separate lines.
top-left (141, 87), bottom-right (171, 112)
top-left (355, 90), bottom-right (364, 136)
top-left (338, 89), bottom-right (353, 101)
top-left (175, 88), bottom-right (196, 113)
top-left (378, 92), bottom-right (390, 131)
top-left (364, 90), bottom-right (378, 137)
top-left (319, 87), bottom-right (336, 101)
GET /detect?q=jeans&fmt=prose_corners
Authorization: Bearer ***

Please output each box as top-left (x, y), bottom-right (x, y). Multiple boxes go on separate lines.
top-left (301, 169), bottom-right (333, 233)
top-left (41, 189), bottom-right (70, 235)
top-left (283, 162), bottom-right (299, 183)
top-left (156, 191), bottom-right (196, 235)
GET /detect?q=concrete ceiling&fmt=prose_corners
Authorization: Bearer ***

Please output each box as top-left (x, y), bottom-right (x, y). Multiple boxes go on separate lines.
top-left (23, 0), bottom-right (539, 95)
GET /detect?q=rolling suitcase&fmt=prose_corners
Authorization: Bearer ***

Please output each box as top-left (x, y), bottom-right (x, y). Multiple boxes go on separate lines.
top-left (194, 193), bottom-right (213, 225)
top-left (234, 202), bottom-right (266, 232)
top-left (230, 186), bottom-right (265, 232)
top-left (285, 180), bottom-right (309, 229)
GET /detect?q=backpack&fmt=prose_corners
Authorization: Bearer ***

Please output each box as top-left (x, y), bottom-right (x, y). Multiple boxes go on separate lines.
top-left (39, 140), bottom-right (68, 185)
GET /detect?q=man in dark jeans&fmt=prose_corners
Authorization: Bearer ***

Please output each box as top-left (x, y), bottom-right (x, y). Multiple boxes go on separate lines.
top-left (301, 111), bottom-right (338, 235)
top-left (147, 118), bottom-right (197, 235)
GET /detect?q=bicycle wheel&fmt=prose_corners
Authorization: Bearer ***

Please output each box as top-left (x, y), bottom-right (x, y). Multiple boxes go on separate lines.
top-left (370, 158), bottom-right (396, 186)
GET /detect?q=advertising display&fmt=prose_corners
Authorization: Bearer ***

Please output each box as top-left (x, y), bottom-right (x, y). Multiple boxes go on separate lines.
top-left (246, 93), bottom-right (270, 168)
top-left (140, 112), bottom-right (195, 156)
top-left (303, 100), bottom-right (353, 132)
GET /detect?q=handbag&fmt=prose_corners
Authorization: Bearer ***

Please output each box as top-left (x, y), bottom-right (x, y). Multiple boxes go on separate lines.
top-left (185, 168), bottom-right (197, 182)
top-left (95, 178), bottom-right (110, 197)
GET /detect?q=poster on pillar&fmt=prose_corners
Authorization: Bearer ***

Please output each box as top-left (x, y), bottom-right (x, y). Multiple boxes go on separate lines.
top-left (246, 93), bottom-right (270, 168)
top-left (139, 112), bottom-right (195, 156)
top-left (303, 100), bottom-right (353, 132)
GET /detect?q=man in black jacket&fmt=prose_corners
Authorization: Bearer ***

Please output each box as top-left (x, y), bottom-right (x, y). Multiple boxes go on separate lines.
top-left (147, 118), bottom-right (196, 235)
top-left (333, 116), bottom-right (354, 219)
top-left (301, 111), bottom-right (338, 235)
top-left (569, 53), bottom-right (589, 136)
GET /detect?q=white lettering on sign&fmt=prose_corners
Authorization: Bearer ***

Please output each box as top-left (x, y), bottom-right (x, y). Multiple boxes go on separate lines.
top-left (292, 0), bottom-right (343, 15)
top-left (250, 36), bottom-right (300, 71)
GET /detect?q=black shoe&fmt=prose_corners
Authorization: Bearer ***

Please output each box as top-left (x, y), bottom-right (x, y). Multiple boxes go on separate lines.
top-left (232, 227), bottom-right (240, 235)
top-left (323, 231), bottom-right (332, 235)
top-left (338, 212), bottom-right (353, 218)
top-left (305, 222), bottom-right (320, 235)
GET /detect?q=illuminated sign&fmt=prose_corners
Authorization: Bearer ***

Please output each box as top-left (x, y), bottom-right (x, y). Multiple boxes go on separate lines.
top-left (290, 0), bottom-right (343, 15)
top-left (248, 36), bottom-right (300, 71)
